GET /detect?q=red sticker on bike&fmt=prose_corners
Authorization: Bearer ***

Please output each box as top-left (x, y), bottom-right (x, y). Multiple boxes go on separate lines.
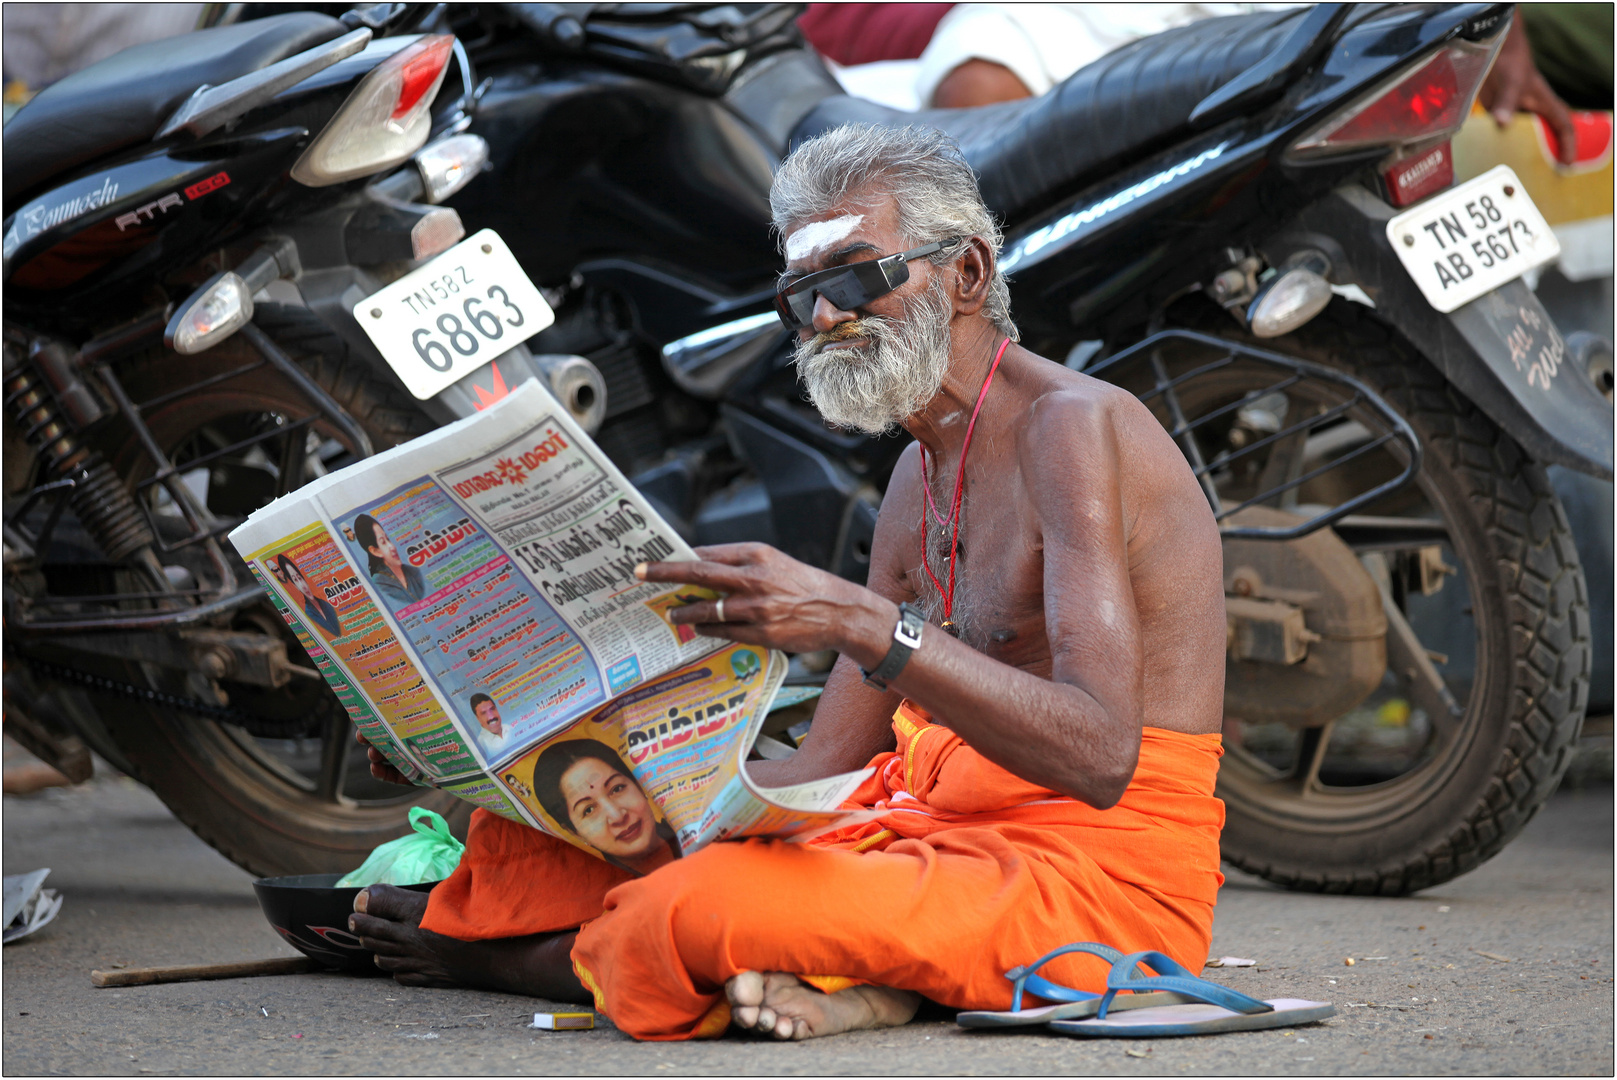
top-left (184, 171), bottom-right (231, 200)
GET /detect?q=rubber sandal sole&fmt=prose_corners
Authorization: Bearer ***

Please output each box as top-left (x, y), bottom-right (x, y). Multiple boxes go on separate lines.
top-left (1047, 998), bottom-right (1337, 1037)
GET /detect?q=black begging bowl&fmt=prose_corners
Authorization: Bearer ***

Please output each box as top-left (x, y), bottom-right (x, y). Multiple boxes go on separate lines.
top-left (253, 873), bottom-right (439, 974)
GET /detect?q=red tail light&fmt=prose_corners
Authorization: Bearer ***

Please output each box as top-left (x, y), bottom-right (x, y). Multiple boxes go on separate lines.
top-left (392, 36), bottom-right (454, 120)
top-left (1290, 32), bottom-right (1503, 158)
top-left (291, 34), bottom-right (456, 187)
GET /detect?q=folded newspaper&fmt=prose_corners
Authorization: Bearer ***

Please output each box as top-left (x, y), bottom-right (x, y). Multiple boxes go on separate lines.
top-left (228, 379), bottom-right (871, 871)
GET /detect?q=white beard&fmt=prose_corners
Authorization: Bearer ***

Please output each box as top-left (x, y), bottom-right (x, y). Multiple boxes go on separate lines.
top-left (793, 275), bottom-right (954, 435)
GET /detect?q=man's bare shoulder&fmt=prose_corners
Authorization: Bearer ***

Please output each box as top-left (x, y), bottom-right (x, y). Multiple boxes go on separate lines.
top-left (1014, 363), bottom-right (1167, 475)
top-left (1013, 357), bottom-right (1217, 548)
top-left (866, 440), bottom-right (924, 599)
top-left (883, 439), bottom-right (926, 515)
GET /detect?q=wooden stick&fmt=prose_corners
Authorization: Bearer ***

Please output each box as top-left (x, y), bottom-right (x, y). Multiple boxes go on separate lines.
top-left (91, 956), bottom-right (319, 987)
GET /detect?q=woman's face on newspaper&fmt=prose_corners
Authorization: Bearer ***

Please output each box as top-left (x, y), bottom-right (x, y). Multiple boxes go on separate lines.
top-left (281, 560), bottom-right (313, 599)
top-left (560, 757), bottom-right (659, 859)
top-left (366, 526), bottom-right (399, 564)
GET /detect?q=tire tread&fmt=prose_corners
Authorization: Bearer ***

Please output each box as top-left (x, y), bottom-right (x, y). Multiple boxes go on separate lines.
top-left (1218, 305), bottom-right (1591, 894)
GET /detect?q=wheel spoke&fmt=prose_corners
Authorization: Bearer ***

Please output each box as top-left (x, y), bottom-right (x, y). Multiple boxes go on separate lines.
top-left (1288, 719), bottom-right (1337, 797)
top-left (316, 712), bottom-right (355, 803)
top-left (1381, 590), bottom-right (1465, 739)
top-left (1360, 552), bottom-right (1465, 740)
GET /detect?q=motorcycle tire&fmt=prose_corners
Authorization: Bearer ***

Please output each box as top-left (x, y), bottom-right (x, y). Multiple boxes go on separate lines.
top-left (80, 303), bottom-right (472, 878)
top-left (1202, 302), bottom-right (1592, 895)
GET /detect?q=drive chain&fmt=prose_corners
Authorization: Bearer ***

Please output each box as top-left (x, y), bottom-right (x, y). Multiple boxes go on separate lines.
top-left (8, 647), bottom-right (321, 739)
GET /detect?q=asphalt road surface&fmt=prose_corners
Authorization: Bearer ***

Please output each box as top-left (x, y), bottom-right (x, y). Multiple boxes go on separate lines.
top-left (3, 771), bottom-right (1611, 1076)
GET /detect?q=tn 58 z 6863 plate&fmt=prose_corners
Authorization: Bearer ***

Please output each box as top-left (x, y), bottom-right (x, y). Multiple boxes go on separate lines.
top-left (1386, 164), bottom-right (1560, 314)
top-left (353, 229), bottom-right (554, 400)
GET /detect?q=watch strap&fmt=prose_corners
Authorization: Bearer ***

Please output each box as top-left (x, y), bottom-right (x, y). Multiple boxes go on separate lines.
top-left (862, 602), bottom-right (925, 691)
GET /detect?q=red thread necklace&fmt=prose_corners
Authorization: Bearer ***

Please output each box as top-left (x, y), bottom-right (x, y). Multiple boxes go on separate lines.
top-left (919, 336), bottom-right (1010, 637)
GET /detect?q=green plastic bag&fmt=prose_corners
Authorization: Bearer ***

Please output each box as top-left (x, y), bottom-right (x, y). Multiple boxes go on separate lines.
top-left (335, 807), bottom-right (465, 887)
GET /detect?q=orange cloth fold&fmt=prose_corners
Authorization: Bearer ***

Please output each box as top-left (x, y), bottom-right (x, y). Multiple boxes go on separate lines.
top-left (423, 703), bottom-right (1225, 1042)
top-left (421, 805), bottom-right (633, 941)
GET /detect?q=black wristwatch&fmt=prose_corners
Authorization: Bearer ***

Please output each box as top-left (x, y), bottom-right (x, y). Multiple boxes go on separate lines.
top-left (861, 602), bottom-right (926, 691)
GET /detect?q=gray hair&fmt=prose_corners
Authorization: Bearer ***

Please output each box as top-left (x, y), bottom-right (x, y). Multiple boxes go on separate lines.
top-left (770, 124), bottom-right (1018, 341)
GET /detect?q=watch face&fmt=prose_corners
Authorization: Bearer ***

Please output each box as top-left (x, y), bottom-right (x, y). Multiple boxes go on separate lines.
top-left (897, 604), bottom-right (925, 645)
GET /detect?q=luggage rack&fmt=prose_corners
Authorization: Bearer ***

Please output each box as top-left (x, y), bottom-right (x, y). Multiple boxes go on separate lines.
top-left (1086, 329), bottom-right (1423, 541)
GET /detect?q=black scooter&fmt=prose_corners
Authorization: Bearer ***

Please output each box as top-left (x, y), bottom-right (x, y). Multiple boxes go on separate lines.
top-left (5, 2), bottom-right (1610, 895)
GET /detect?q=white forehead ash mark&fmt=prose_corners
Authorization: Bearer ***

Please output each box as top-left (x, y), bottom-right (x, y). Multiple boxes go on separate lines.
top-left (786, 214), bottom-right (864, 263)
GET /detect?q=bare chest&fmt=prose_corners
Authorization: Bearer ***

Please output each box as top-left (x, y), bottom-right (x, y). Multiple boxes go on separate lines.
top-left (904, 489), bottom-right (1048, 666)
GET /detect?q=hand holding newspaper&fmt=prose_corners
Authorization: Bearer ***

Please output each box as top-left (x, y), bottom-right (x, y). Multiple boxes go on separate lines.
top-left (229, 379), bottom-right (871, 871)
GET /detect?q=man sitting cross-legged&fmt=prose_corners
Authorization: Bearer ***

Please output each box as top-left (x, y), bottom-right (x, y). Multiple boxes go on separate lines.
top-left (349, 122), bottom-right (1229, 1042)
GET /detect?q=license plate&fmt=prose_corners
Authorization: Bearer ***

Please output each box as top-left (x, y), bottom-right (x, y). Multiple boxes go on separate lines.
top-left (352, 229), bottom-right (554, 400)
top-left (1386, 165), bottom-right (1560, 314)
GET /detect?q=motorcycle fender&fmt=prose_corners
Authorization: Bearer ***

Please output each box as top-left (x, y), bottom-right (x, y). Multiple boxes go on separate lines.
top-left (1286, 185), bottom-right (1613, 480)
top-left (2, 127), bottom-right (306, 298)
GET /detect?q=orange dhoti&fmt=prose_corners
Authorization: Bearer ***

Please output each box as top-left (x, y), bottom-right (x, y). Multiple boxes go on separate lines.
top-left (421, 702), bottom-right (1224, 1040)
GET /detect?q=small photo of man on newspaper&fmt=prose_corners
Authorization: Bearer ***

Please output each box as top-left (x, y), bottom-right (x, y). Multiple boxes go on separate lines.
top-left (352, 512), bottom-right (426, 608)
top-left (468, 692), bottom-right (510, 760)
top-left (530, 738), bottom-right (680, 875)
top-left (269, 552), bottom-right (343, 639)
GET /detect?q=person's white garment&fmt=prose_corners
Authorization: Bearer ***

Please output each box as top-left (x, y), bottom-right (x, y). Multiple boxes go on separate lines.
top-left (915, 3), bottom-right (1299, 105)
top-left (2, 3), bottom-right (205, 89)
top-left (825, 3), bottom-right (1300, 113)
top-left (473, 725), bottom-right (510, 761)
top-left (826, 57), bottom-right (928, 112)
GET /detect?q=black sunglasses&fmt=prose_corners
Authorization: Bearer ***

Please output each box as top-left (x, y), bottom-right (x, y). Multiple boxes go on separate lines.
top-left (774, 238), bottom-right (959, 330)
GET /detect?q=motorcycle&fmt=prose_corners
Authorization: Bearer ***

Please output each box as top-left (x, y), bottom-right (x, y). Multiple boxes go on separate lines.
top-left (5, 2), bottom-right (1610, 895)
top-left (2, 6), bottom-right (496, 869)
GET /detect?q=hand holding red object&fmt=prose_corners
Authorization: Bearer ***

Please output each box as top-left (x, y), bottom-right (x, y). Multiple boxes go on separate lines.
top-left (1480, 16), bottom-right (1578, 165)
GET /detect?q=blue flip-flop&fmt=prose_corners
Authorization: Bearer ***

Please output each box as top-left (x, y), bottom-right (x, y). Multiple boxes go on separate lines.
top-left (956, 942), bottom-right (1194, 1029)
top-left (1046, 949), bottom-right (1335, 1037)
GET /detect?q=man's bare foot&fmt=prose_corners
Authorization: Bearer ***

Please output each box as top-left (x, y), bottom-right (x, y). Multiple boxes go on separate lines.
top-left (349, 884), bottom-right (589, 1002)
top-left (725, 971), bottom-right (920, 1040)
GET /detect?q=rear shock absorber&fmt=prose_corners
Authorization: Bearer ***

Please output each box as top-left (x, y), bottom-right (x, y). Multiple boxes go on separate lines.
top-left (3, 332), bottom-right (159, 569)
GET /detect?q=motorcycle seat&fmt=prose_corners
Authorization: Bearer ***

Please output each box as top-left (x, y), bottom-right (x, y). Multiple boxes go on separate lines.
top-left (3, 12), bottom-right (347, 205)
top-left (788, 8), bottom-right (1304, 225)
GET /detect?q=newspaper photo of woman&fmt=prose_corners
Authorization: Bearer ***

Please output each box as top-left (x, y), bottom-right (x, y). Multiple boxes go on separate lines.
top-left (352, 513), bottom-right (426, 607)
top-left (532, 739), bottom-right (679, 875)
top-left (271, 553), bottom-right (343, 639)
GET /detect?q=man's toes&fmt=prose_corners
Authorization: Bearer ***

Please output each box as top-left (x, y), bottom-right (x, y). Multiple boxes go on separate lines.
top-left (772, 1013), bottom-right (796, 1040)
top-left (348, 912), bottom-right (409, 942)
top-left (726, 971), bottom-right (765, 1029)
top-left (755, 1006), bottom-right (778, 1034)
top-left (726, 970), bottom-right (764, 1008)
top-left (760, 971), bottom-right (803, 996)
top-left (359, 883), bottom-right (430, 923)
top-left (368, 937), bottom-right (417, 963)
top-left (791, 1018), bottom-right (810, 1041)
top-left (361, 935), bottom-right (413, 958)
